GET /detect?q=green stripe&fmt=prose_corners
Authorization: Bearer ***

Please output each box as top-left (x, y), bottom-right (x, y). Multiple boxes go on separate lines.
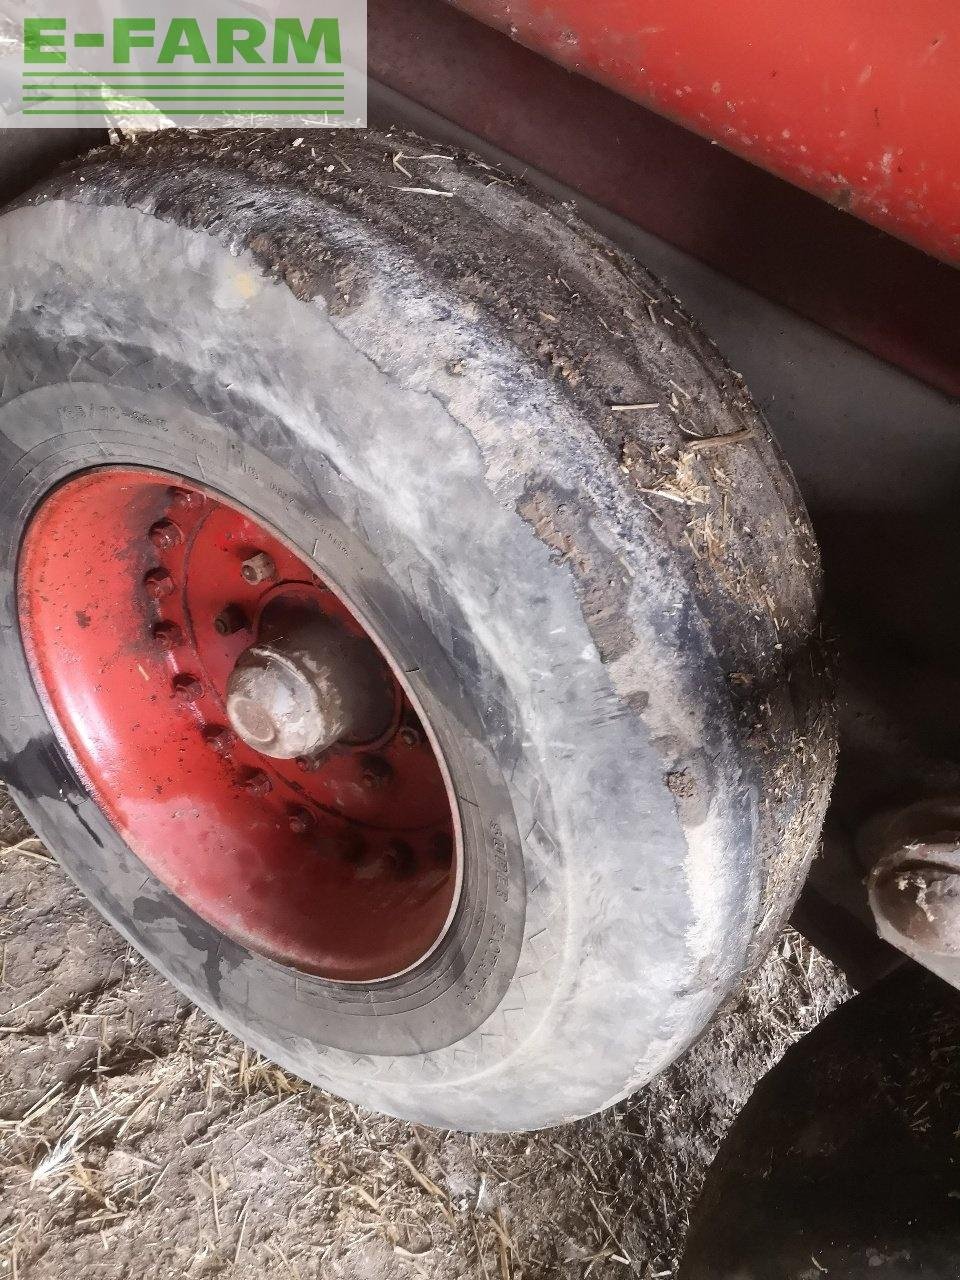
top-left (23, 70), bottom-right (344, 77)
top-left (25, 84), bottom-right (340, 89)
top-left (23, 109), bottom-right (347, 115)
top-left (24, 96), bottom-right (345, 103)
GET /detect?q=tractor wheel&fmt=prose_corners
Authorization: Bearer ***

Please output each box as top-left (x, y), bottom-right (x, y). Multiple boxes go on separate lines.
top-left (0, 129), bottom-right (834, 1131)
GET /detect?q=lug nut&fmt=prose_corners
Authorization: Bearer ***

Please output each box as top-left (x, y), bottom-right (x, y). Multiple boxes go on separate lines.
top-left (242, 769), bottom-right (272, 797)
top-left (241, 552), bottom-right (277, 585)
top-left (288, 807), bottom-right (315, 835)
top-left (202, 725), bottom-right (235, 755)
top-left (359, 754), bottom-right (392, 790)
top-left (149, 519), bottom-right (182, 551)
top-left (398, 725), bottom-right (423, 748)
top-left (214, 605), bottom-right (248, 637)
top-left (168, 487), bottom-right (204, 511)
top-left (296, 753), bottom-right (325, 773)
top-left (173, 674), bottom-right (203, 703)
top-left (144, 568), bottom-right (175, 599)
top-left (152, 621), bottom-right (184, 650)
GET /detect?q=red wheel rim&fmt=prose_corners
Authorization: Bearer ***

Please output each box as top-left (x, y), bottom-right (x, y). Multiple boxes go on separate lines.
top-left (17, 469), bottom-right (461, 982)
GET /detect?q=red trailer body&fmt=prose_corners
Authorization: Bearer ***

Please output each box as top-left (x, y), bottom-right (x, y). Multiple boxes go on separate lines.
top-left (451, 0), bottom-right (960, 263)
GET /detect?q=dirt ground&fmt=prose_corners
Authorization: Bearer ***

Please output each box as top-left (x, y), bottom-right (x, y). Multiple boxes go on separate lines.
top-left (0, 786), bottom-right (850, 1280)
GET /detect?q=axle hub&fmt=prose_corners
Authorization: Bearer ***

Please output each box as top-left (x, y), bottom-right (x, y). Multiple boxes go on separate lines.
top-left (227, 644), bottom-right (340, 758)
top-left (226, 605), bottom-right (393, 760)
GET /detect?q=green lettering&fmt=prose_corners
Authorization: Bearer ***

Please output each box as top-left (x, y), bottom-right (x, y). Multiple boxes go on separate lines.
top-left (113, 18), bottom-right (155, 63)
top-left (217, 18), bottom-right (266, 63)
top-left (158, 18), bottom-right (211, 64)
top-left (24, 18), bottom-right (66, 64)
top-left (273, 18), bottom-right (341, 65)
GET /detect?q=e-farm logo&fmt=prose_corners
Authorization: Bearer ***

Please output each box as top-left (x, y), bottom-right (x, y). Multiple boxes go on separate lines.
top-left (5, 2), bottom-right (366, 127)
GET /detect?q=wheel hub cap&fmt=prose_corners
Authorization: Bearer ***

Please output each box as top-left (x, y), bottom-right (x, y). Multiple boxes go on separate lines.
top-left (225, 606), bottom-right (390, 760)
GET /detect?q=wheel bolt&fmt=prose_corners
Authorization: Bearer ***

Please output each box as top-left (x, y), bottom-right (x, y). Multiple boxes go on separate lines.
top-left (149, 519), bottom-right (182, 551)
top-left (241, 552), bottom-right (277, 585)
top-left (168, 487), bottom-right (204, 511)
top-left (144, 568), bottom-right (175, 599)
top-left (243, 769), bottom-right (272, 797)
top-left (152, 621), bottom-right (183, 650)
top-left (359, 754), bottom-right (392, 790)
top-left (173, 674), bottom-right (203, 703)
top-left (398, 725), bottom-right (423, 748)
top-left (214, 605), bottom-right (248, 637)
top-left (202, 725), bottom-right (235, 755)
top-left (288, 807), bottom-right (315, 835)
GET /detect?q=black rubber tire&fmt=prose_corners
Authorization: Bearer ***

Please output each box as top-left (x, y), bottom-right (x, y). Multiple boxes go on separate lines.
top-left (0, 129), bottom-right (834, 1132)
top-left (680, 967), bottom-right (960, 1280)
